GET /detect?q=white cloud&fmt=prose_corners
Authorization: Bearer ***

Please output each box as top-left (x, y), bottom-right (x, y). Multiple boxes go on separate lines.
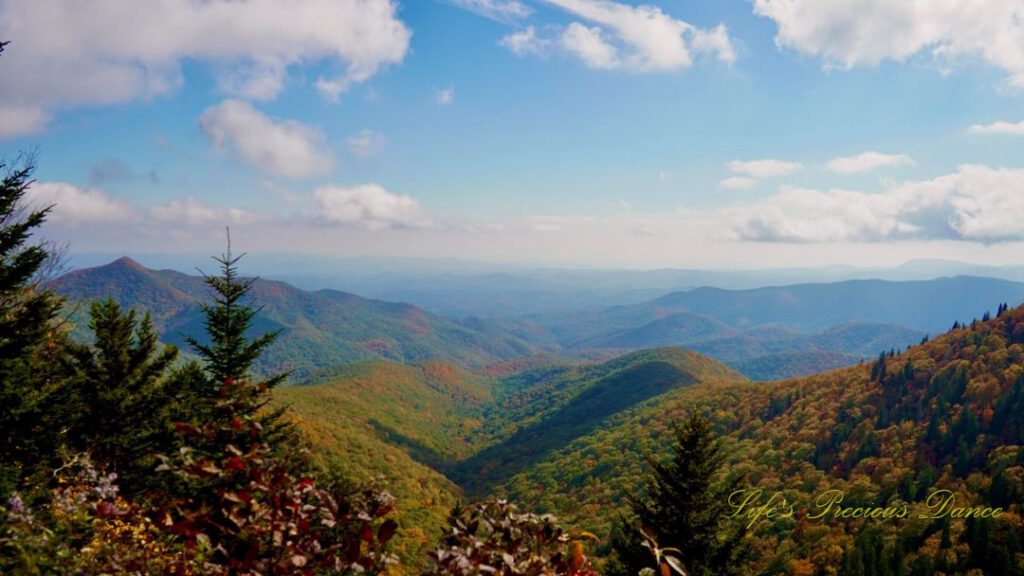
top-left (347, 129), bottom-right (386, 160)
top-left (28, 182), bottom-right (137, 223)
top-left (753, 0), bottom-right (1024, 86)
top-left (0, 0), bottom-right (411, 131)
top-left (149, 198), bottom-right (259, 226)
top-left (500, 26), bottom-right (551, 58)
top-left (562, 23), bottom-right (620, 69)
top-left (529, 215), bottom-right (596, 232)
top-left (0, 105), bottom-right (50, 139)
top-left (215, 62), bottom-right (289, 102)
top-left (968, 120), bottom-right (1024, 135)
top-left (826, 151), bottom-right (915, 174)
top-left (725, 165), bottom-right (1024, 242)
top-left (443, 0), bottom-right (532, 23)
top-left (719, 176), bottom-right (757, 190)
top-left (314, 184), bottom-right (429, 229)
top-left (539, 0), bottom-right (735, 71)
top-left (728, 159), bottom-right (803, 178)
top-left (199, 100), bottom-right (334, 178)
top-left (435, 88), bottom-right (455, 105)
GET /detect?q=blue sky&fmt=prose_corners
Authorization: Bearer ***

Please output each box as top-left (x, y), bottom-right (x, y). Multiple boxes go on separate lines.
top-left (3, 0), bottom-right (1024, 268)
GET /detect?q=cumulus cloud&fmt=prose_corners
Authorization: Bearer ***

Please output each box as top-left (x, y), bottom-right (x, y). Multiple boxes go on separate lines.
top-left (347, 129), bottom-right (386, 160)
top-left (0, 105), bottom-right (50, 139)
top-left (562, 23), bottom-right (619, 69)
top-left (720, 176), bottom-right (757, 190)
top-left (505, 0), bottom-right (734, 71)
top-left (435, 88), bottom-right (455, 105)
top-left (314, 184), bottom-right (429, 229)
top-left (149, 198), bottom-right (259, 226)
top-left (500, 26), bottom-right (551, 58)
top-left (0, 0), bottom-right (411, 133)
top-left (199, 100), bottom-right (334, 178)
top-left (729, 159), bottom-right (803, 178)
top-left (968, 120), bottom-right (1024, 135)
top-left (725, 165), bottom-right (1024, 243)
top-left (753, 0), bottom-right (1024, 86)
top-left (442, 0), bottom-right (532, 23)
top-left (28, 182), bottom-right (137, 223)
top-left (826, 151), bottom-right (915, 174)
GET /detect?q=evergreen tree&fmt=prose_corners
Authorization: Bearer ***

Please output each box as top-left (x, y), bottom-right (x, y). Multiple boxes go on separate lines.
top-left (184, 235), bottom-right (290, 444)
top-left (186, 238), bottom-right (282, 387)
top-left (0, 154), bottom-right (64, 496)
top-left (606, 413), bottom-right (746, 576)
top-left (63, 298), bottom-right (178, 491)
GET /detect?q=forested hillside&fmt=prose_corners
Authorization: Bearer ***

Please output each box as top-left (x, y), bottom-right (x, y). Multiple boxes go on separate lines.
top-left (52, 257), bottom-right (544, 377)
top-left (55, 258), bottom-right (958, 381)
top-left (35, 246), bottom-right (1024, 575)
top-left (271, 349), bottom-right (746, 560)
top-left (489, 308), bottom-right (1024, 574)
top-left (270, 303), bottom-right (1024, 575)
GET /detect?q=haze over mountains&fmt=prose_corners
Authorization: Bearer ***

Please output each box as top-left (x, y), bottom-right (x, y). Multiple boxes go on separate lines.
top-left (52, 257), bottom-right (1024, 382)
top-left (67, 252), bottom-right (1024, 318)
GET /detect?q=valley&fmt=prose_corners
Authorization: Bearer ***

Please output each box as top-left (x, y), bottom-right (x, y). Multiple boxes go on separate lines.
top-left (48, 257), bottom-right (1024, 574)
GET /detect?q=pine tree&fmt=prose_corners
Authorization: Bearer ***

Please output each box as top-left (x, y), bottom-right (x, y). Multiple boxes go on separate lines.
top-left (184, 234), bottom-right (289, 443)
top-left (64, 298), bottom-right (178, 491)
top-left (0, 155), bottom-right (65, 496)
top-left (606, 413), bottom-right (747, 576)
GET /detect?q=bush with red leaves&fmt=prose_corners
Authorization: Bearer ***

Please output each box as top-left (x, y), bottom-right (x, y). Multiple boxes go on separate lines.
top-left (154, 380), bottom-right (398, 575)
top-left (422, 499), bottom-right (599, 576)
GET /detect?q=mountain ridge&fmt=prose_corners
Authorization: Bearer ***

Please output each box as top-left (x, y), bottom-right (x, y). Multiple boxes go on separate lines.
top-left (51, 257), bottom-right (547, 378)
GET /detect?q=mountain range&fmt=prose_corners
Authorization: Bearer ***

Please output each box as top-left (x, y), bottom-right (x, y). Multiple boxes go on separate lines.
top-left (51, 257), bottom-right (542, 378)
top-left (278, 303), bottom-right (1024, 574)
top-left (51, 255), bottom-right (1024, 573)
top-left (52, 258), bottom-right (1024, 382)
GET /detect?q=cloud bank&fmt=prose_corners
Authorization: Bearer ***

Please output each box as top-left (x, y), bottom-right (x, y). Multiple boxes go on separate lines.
top-left (0, 0), bottom-right (411, 137)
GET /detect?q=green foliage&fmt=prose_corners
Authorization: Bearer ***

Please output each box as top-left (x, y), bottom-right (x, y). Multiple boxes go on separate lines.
top-left (187, 246), bottom-right (282, 388)
top-left (54, 257), bottom-right (544, 379)
top-left (274, 360), bottom-right (485, 562)
top-left (730, 350), bottom-right (863, 382)
top-left (63, 298), bottom-right (179, 491)
top-left (0, 456), bottom-right (171, 575)
top-left (0, 155), bottom-right (65, 496)
top-left (607, 413), bottom-right (746, 576)
top-left (181, 242), bottom-right (298, 456)
top-left (0, 156), bottom-right (60, 363)
top-left (153, 379), bottom-right (399, 575)
top-left (452, 349), bottom-right (740, 495)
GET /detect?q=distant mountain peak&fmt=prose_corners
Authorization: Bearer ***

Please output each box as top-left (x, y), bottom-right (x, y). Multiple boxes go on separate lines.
top-left (109, 256), bottom-right (146, 271)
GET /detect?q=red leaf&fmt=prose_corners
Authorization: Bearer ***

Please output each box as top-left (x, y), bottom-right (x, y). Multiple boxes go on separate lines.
top-left (360, 521), bottom-right (374, 543)
top-left (378, 519), bottom-right (398, 544)
top-left (174, 422), bottom-right (202, 438)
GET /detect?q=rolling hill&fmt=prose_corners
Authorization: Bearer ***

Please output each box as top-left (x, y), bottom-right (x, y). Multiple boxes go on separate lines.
top-left (274, 348), bottom-right (748, 561)
top-left (237, 284), bottom-right (1024, 574)
top-left (490, 306), bottom-right (1024, 574)
top-left (644, 276), bottom-right (1024, 333)
top-left (51, 257), bottom-right (546, 378)
top-left (529, 275), bottom-right (1024, 339)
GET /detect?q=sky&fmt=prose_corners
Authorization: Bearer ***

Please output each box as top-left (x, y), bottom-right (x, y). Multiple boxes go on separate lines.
top-left (3, 0), bottom-right (1024, 269)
